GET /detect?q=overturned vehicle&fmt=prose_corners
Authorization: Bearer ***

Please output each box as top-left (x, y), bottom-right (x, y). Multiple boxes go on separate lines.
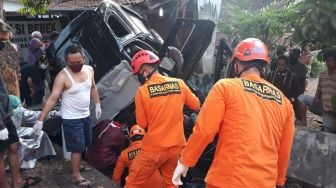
top-left (46, 0), bottom-right (216, 186)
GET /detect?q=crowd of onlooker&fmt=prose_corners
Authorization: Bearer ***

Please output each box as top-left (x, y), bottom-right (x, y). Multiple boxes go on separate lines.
top-left (1, 26), bottom-right (59, 108)
top-left (266, 43), bottom-right (336, 133)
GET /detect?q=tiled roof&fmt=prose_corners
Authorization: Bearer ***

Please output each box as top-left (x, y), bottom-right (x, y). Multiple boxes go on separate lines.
top-left (49, 0), bottom-right (102, 9)
top-left (49, 0), bottom-right (147, 10)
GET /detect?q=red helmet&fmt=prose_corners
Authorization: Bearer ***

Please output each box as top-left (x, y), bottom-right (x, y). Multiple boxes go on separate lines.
top-left (129, 125), bottom-right (145, 138)
top-left (131, 50), bottom-right (160, 74)
top-left (231, 38), bottom-right (270, 64)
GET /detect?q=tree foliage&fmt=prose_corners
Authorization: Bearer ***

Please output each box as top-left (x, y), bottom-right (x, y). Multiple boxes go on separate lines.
top-left (291, 0), bottom-right (336, 48)
top-left (219, 0), bottom-right (336, 50)
top-left (224, 0), bottom-right (273, 10)
top-left (17, 0), bottom-right (51, 16)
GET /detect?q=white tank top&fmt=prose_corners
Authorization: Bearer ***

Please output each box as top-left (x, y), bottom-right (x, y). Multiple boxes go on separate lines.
top-left (61, 65), bottom-right (92, 119)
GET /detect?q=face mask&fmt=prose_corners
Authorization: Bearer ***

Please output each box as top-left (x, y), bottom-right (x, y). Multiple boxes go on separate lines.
top-left (0, 41), bottom-right (5, 51)
top-left (39, 63), bottom-right (48, 70)
top-left (69, 63), bottom-right (83, 73)
top-left (137, 68), bottom-right (157, 85)
top-left (137, 73), bottom-right (147, 84)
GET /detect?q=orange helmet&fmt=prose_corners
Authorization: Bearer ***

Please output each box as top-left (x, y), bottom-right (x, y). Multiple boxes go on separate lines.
top-left (131, 50), bottom-right (160, 74)
top-left (231, 38), bottom-right (270, 64)
top-left (129, 125), bottom-right (145, 138)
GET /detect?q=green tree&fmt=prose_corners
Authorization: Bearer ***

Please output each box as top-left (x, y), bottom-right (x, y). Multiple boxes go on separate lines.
top-left (291, 0), bottom-right (336, 48)
top-left (219, 1), bottom-right (296, 50)
top-left (219, 0), bottom-right (336, 50)
top-left (18, 0), bottom-right (51, 16)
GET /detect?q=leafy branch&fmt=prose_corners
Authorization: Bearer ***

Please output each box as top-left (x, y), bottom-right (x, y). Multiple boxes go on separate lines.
top-left (17, 0), bottom-right (52, 16)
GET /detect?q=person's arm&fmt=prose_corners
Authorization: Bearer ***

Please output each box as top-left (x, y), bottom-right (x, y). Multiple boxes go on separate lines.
top-left (297, 64), bottom-right (307, 94)
top-left (89, 66), bottom-right (100, 104)
top-left (313, 75), bottom-right (322, 106)
top-left (181, 80), bottom-right (200, 111)
top-left (88, 66), bottom-right (101, 119)
top-left (291, 75), bottom-right (301, 99)
top-left (27, 77), bottom-right (35, 96)
top-left (276, 104), bottom-right (295, 186)
top-left (181, 83), bottom-right (225, 166)
top-left (135, 90), bottom-right (148, 129)
top-left (38, 71), bottom-right (64, 121)
top-left (112, 153), bottom-right (127, 184)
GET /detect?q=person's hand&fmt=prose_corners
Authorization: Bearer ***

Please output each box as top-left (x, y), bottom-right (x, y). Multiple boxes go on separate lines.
top-left (31, 121), bottom-right (43, 135)
top-left (95, 103), bottom-right (102, 119)
top-left (172, 160), bottom-right (189, 186)
top-left (0, 128), bottom-right (9, 140)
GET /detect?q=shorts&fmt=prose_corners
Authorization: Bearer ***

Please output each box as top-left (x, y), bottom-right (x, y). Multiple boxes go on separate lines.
top-left (0, 117), bottom-right (19, 152)
top-left (62, 116), bottom-right (92, 153)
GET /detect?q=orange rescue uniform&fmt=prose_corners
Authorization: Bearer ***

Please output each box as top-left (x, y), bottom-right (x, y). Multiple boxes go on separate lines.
top-left (125, 73), bottom-right (200, 187)
top-left (181, 74), bottom-right (295, 188)
top-left (112, 141), bottom-right (164, 187)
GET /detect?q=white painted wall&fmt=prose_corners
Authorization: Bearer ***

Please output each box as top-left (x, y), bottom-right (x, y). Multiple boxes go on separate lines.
top-left (3, 1), bottom-right (24, 12)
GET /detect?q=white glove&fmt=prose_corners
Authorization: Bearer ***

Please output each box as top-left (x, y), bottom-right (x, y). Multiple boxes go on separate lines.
top-left (172, 160), bottom-right (189, 186)
top-left (95, 103), bottom-right (102, 119)
top-left (31, 120), bottom-right (43, 135)
top-left (0, 128), bottom-right (9, 140)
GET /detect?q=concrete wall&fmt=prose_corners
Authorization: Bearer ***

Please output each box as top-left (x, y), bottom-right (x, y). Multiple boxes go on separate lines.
top-left (287, 126), bottom-right (336, 188)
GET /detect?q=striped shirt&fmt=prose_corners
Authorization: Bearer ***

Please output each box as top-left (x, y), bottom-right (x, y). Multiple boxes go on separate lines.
top-left (317, 70), bottom-right (336, 112)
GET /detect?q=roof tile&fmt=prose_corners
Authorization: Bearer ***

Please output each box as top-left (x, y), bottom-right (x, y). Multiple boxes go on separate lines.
top-left (50, 0), bottom-right (147, 9)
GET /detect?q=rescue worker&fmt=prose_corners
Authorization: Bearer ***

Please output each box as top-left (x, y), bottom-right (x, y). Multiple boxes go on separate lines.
top-left (112, 125), bottom-right (164, 187)
top-left (125, 50), bottom-right (200, 187)
top-left (172, 38), bottom-right (295, 188)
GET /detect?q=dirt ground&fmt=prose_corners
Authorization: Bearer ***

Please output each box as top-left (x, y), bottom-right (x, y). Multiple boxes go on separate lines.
top-left (6, 144), bottom-right (118, 188)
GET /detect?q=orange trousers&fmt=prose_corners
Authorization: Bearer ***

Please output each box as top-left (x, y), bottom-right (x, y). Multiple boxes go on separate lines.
top-left (125, 146), bottom-right (182, 188)
top-left (142, 170), bottom-right (164, 188)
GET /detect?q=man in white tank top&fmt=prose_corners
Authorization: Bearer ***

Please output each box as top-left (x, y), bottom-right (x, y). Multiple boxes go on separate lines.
top-left (31, 44), bottom-right (101, 187)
